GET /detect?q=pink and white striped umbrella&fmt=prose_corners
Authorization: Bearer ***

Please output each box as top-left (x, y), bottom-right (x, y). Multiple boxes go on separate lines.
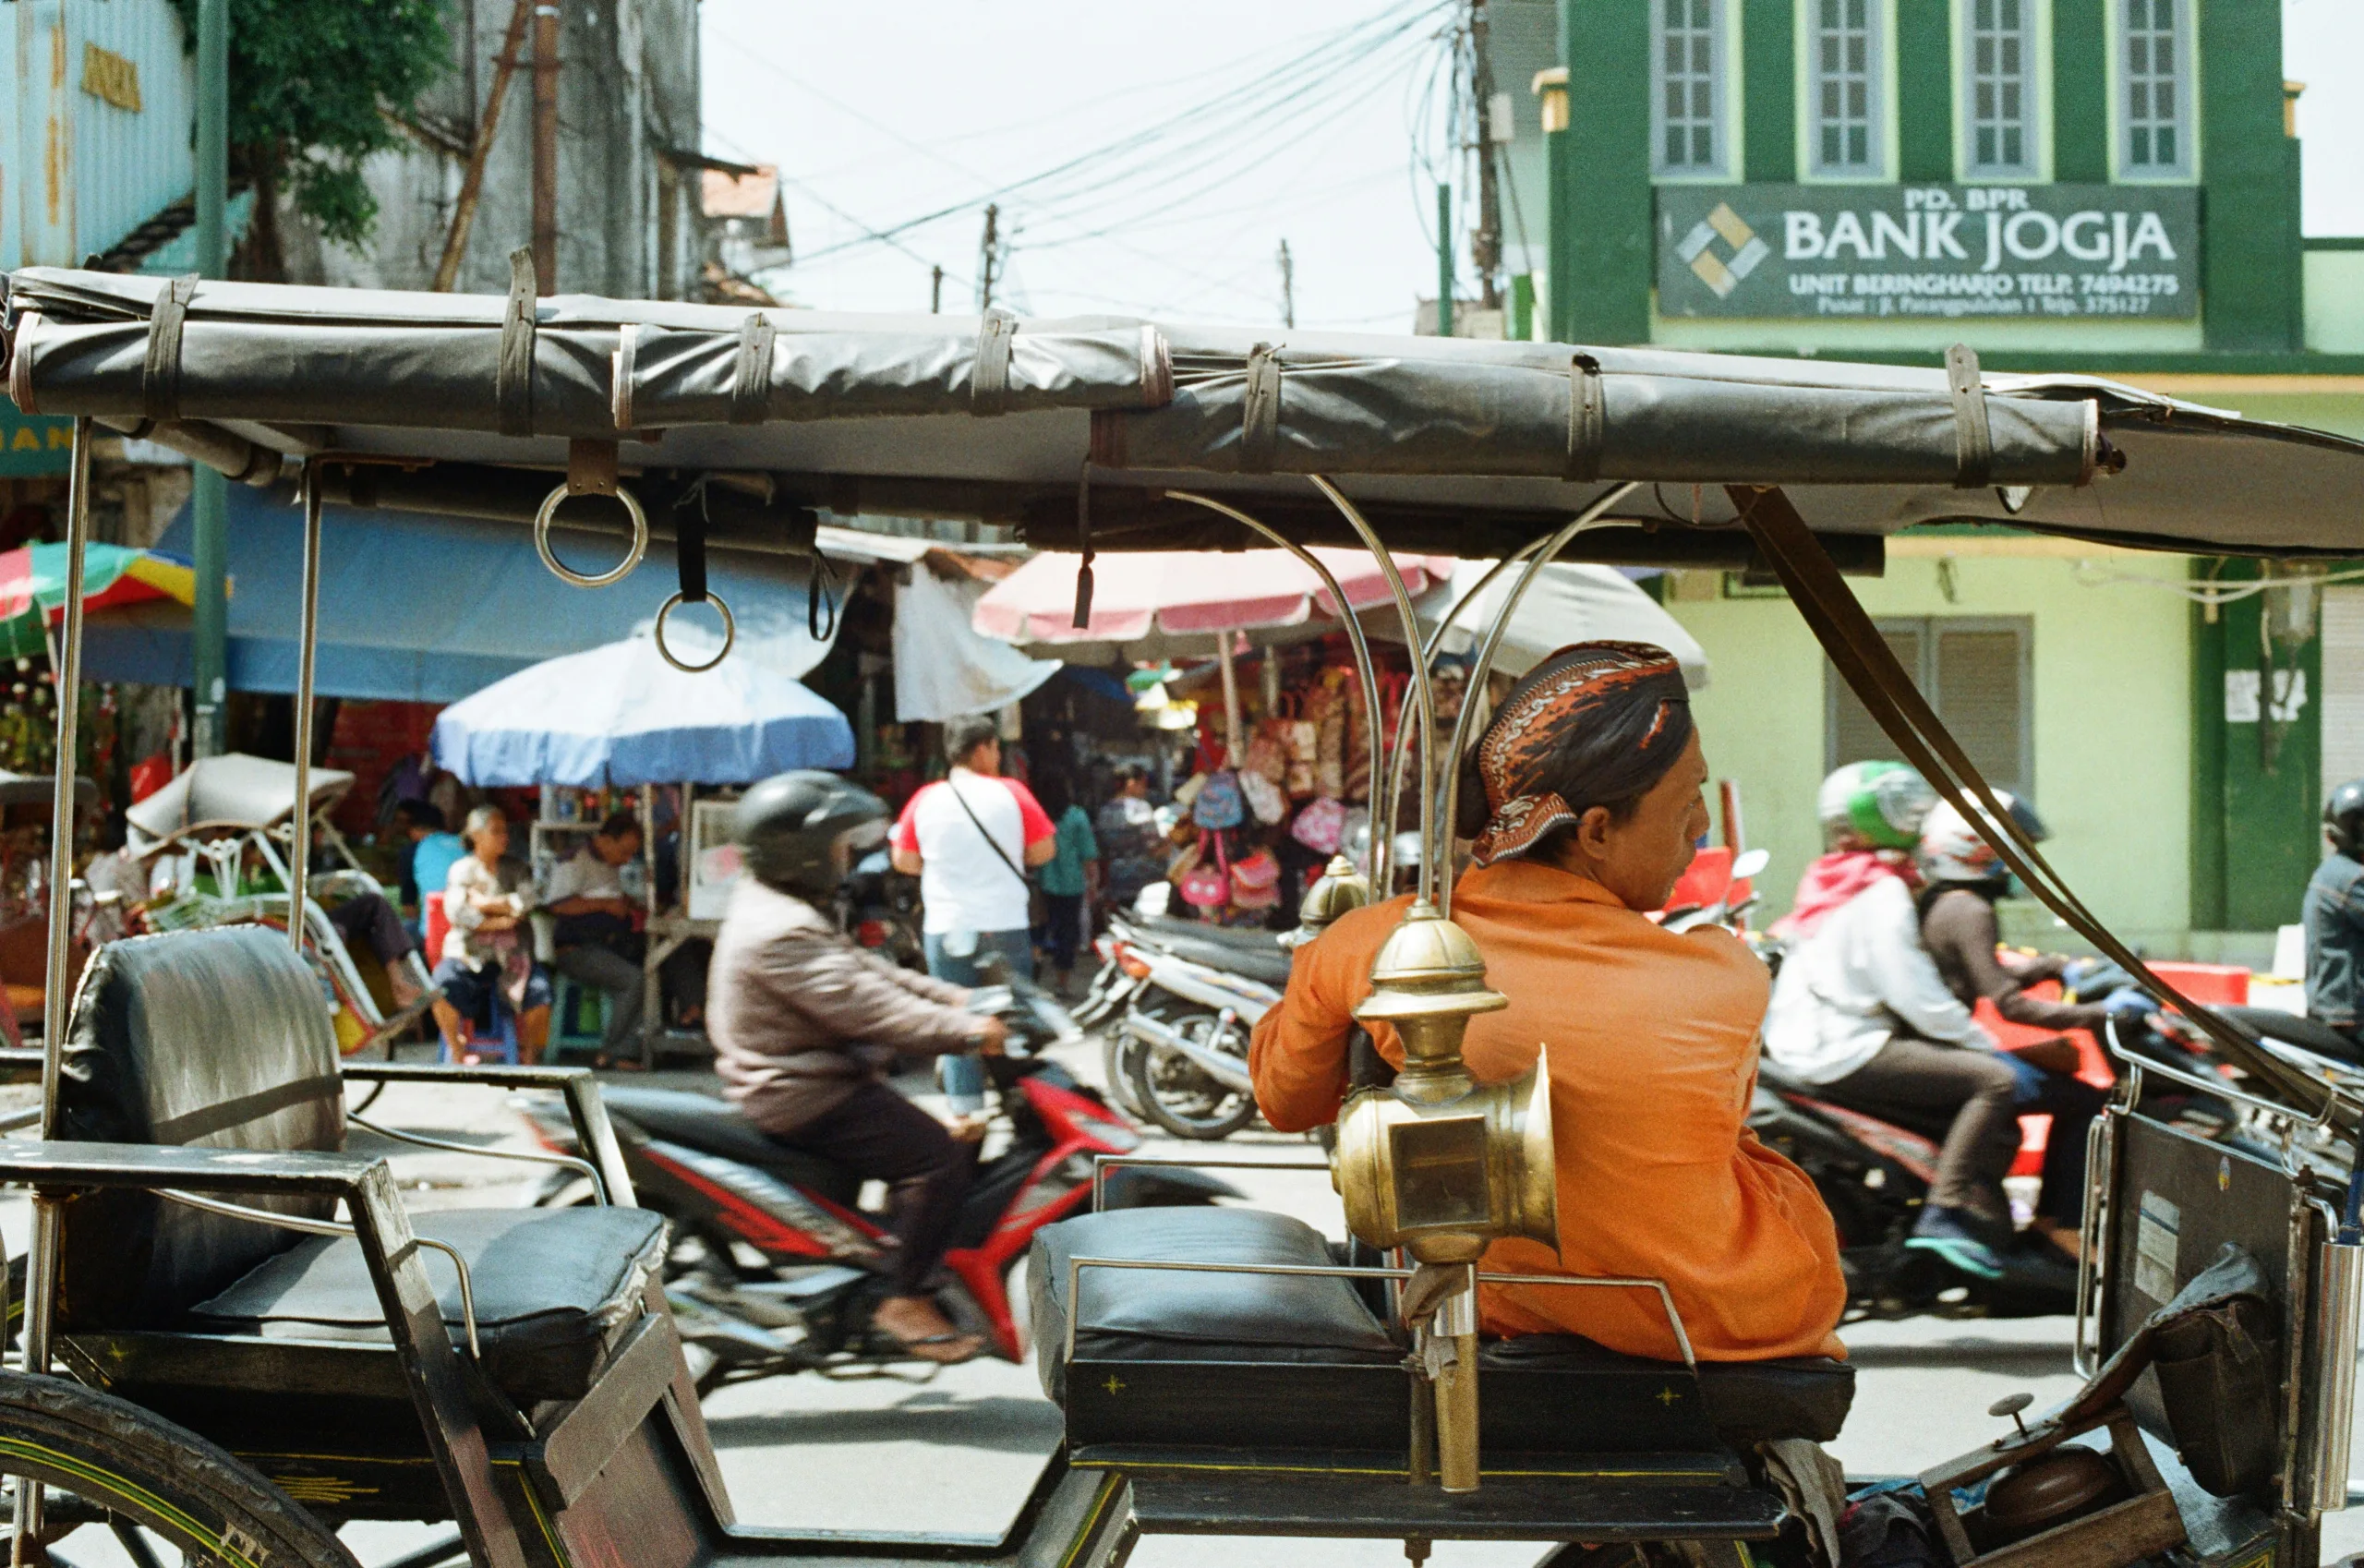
top-left (971, 548), bottom-right (1454, 645)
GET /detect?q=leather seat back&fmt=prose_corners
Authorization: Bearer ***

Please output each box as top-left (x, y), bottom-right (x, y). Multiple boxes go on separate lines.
top-left (57, 926), bottom-right (345, 1330)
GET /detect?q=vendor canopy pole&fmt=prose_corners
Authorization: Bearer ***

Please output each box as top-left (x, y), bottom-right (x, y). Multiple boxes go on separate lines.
top-left (1733, 484), bottom-right (2356, 1140)
top-left (1309, 477), bottom-right (1445, 906)
top-left (13, 416), bottom-right (91, 1563)
top-left (1214, 630), bottom-right (1243, 763)
top-left (287, 469), bottom-right (325, 951)
top-left (1432, 486), bottom-right (1641, 921)
top-left (1164, 491), bottom-right (1387, 878)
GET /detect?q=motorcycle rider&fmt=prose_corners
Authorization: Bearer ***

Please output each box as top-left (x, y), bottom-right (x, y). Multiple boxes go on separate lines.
top-left (709, 770), bottom-right (1009, 1365)
top-left (2305, 778), bottom-right (2364, 1045)
top-left (1768, 760), bottom-right (1935, 942)
top-left (1912, 796), bottom-right (2129, 1260)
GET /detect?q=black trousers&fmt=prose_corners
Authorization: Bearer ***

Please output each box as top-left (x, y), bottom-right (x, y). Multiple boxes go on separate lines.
top-left (772, 1080), bottom-right (975, 1296)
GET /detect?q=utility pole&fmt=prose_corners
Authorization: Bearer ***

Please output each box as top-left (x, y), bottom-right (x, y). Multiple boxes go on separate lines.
top-left (977, 204), bottom-right (1000, 311)
top-left (531, 0), bottom-right (561, 293)
top-left (931, 265), bottom-right (944, 313)
top-left (1435, 183), bottom-right (1453, 338)
top-left (190, 0), bottom-right (228, 757)
top-left (1468, 0), bottom-right (1503, 310)
top-left (434, 0), bottom-right (534, 291)
top-left (1277, 239), bottom-right (1295, 329)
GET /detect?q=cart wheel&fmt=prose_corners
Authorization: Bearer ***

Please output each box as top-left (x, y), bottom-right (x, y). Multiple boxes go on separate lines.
top-left (0, 1370), bottom-right (356, 1568)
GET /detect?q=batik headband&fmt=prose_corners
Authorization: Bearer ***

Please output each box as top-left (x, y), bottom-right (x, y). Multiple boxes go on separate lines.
top-left (1466, 641), bottom-right (1693, 866)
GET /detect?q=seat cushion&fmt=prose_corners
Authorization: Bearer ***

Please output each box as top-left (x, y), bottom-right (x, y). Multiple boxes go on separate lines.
top-left (1030, 1207), bottom-right (1399, 1404)
top-left (1483, 1333), bottom-right (1856, 1442)
top-left (58, 926), bottom-right (346, 1331)
top-left (187, 1205), bottom-right (668, 1403)
top-left (596, 1086), bottom-right (858, 1204)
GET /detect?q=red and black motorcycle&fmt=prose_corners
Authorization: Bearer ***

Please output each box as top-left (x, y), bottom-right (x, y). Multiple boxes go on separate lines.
top-left (518, 981), bottom-right (1237, 1391)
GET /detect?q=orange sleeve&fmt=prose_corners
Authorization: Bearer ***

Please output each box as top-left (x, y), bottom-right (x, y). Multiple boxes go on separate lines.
top-left (1248, 899), bottom-right (1405, 1133)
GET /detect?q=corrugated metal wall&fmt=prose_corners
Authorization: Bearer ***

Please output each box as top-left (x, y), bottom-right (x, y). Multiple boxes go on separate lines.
top-left (0, 0), bottom-right (191, 269)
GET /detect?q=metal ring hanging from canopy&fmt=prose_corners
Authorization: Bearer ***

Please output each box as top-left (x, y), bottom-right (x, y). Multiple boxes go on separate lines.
top-left (534, 482), bottom-right (648, 588)
top-left (652, 590), bottom-right (736, 673)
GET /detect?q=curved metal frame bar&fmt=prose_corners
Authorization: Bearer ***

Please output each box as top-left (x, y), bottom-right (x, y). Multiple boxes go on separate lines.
top-left (156, 1187), bottom-right (481, 1357)
top-left (2105, 1018), bottom-right (2338, 1131)
top-left (1308, 477), bottom-right (1441, 901)
top-left (534, 482), bottom-right (649, 588)
top-left (288, 466), bottom-right (325, 952)
top-left (1164, 491), bottom-right (1387, 886)
top-left (653, 590), bottom-right (736, 673)
top-left (1374, 541), bottom-right (1547, 887)
top-left (1433, 485), bottom-right (1641, 917)
top-left (1062, 1254), bottom-right (1697, 1372)
top-left (345, 1108), bottom-right (609, 1205)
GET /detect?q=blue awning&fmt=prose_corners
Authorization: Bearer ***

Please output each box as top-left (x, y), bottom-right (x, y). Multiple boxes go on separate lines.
top-left (83, 486), bottom-right (829, 705)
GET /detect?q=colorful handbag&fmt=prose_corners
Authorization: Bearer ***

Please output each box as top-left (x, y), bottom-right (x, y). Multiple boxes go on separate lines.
top-left (1230, 845), bottom-right (1282, 910)
top-left (1179, 832), bottom-right (1231, 909)
top-left (1241, 768), bottom-right (1287, 826)
top-left (1290, 795), bottom-right (1348, 854)
top-left (1193, 769), bottom-right (1246, 829)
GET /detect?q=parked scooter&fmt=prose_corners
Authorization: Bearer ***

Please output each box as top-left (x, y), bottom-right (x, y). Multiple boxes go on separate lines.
top-left (835, 848), bottom-right (924, 971)
top-left (1089, 883), bottom-right (1289, 1140)
top-left (517, 974), bottom-right (1238, 1392)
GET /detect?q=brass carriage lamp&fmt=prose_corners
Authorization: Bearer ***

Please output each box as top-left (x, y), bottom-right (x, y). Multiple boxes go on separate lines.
top-left (1333, 900), bottom-right (1555, 1494)
top-left (1287, 853), bottom-right (1371, 946)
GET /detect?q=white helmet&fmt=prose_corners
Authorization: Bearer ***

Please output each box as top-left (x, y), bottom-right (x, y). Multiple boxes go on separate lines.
top-left (1916, 791), bottom-right (2049, 887)
top-left (1815, 761), bottom-right (1936, 850)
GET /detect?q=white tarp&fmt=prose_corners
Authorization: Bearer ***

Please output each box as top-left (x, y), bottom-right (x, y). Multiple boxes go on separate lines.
top-left (894, 566), bottom-right (1061, 722)
top-left (1396, 562), bottom-right (1713, 691)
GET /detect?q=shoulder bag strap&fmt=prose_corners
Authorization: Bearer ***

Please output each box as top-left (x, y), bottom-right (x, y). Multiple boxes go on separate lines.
top-left (945, 777), bottom-right (1031, 891)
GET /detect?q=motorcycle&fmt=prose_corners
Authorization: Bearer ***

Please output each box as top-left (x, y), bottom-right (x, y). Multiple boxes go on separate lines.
top-left (517, 974), bottom-right (1239, 1392)
top-left (1100, 899), bottom-right (1289, 1140)
top-left (836, 847), bottom-right (924, 971)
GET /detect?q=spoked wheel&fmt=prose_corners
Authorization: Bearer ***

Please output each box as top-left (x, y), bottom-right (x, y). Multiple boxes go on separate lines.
top-left (1126, 1004), bottom-right (1259, 1140)
top-left (0, 1370), bottom-right (356, 1568)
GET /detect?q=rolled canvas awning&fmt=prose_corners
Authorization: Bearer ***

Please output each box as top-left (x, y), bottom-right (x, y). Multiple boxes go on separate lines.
top-left (11, 266), bottom-right (2364, 561)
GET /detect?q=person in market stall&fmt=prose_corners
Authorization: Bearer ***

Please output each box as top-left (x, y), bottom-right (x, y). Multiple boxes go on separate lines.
top-left (394, 800), bottom-right (466, 923)
top-left (1031, 770), bottom-right (1100, 998)
top-left (432, 804), bottom-right (552, 1062)
top-left (1252, 642), bottom-right (1846, 1364)
top-left (1093, 766), bottom-right (1164, 911)
top-left (542, 810), bottom-right (648, 1067)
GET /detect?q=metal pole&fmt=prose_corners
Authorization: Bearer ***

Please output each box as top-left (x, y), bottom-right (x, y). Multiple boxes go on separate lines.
top-left (1469, 0), bottom-right (1502, 311)
top-left (287, 472), bottom-right (324, 952)
top-left (930, 265), bottom-right (943, 313)
top-left (1278, 238), bottom-right (1295, 329)
top-left (1435, 183), bottom-right (1453, 339)
top-left (434, 0), bottom-right (535, 292)
top-left (13, 418), bottom-right (92, 1564)
top-left (978, 204), bottom-right (999, 312)
top-left (531, 0), bottom-right (561, 294)
top-left (190, 0), bottom-right (230, 758)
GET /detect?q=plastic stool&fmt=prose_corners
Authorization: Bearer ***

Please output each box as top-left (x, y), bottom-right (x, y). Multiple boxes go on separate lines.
top-left (549, 975), bottom-right (611, 1060)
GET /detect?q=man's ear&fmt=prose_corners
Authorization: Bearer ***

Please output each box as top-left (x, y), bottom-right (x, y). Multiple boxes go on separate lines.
top-left (1576, 804), bottom-right (1613, 855)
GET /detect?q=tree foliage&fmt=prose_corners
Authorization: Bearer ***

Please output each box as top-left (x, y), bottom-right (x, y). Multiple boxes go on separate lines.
top-left (169, 0), bottom-right (451, 250)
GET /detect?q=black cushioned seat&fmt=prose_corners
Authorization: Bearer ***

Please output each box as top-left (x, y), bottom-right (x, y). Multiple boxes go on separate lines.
top-left (1483, 1334), bottom-right (1855, 1443)
top-left (596, 1086), bottom-right (857, 1203)
top-left (188, 1206), bottom-right (668, 1402)
top-left (1030, 1207), bottom-right (1400, 1404)
top-left (1131, 918), bottom-right (1294, 989)
top-left (2219, 1006), bottom-right (2364, 1064)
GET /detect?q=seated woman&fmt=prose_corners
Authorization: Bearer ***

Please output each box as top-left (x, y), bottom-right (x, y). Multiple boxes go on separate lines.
top-left (431, 805), bottom-right (552, 1062)
top-left (1251, 643), bottom-right (1846, 1364)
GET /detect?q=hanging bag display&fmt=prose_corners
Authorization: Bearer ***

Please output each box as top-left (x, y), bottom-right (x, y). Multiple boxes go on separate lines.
top-left (1241, 768), bottom-right (1287, 826)
top-left (1230, 844), bottom-right (1282, 910)
top-left (1193, 768), bottom-right (1246, 829)
top-left (1290, 795), bottom-right (1348, 855)
top-left (1179, 831), bottom-right (1231, 910)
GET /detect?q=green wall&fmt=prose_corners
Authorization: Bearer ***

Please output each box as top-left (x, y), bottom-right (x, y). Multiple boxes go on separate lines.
top-left (1742, 0), bottom-right (1795, 182)
top-left (1667, 553), bottom-right (2195, 950)
top-left (2051, 0), bottom-right (2108, 182)
top-left (1897, 0), bottom-right (1953, 181)
top-left (2199, 2), bottom-right (2303, 353)
top-left (1556, 0), bottom-right (1652, 344)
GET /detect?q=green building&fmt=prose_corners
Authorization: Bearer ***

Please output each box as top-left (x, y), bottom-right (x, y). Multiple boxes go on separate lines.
top-left (1484, 0), bottom-right (2364, 961)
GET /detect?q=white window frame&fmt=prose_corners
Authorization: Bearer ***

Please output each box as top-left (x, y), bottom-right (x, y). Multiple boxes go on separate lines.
top-left (1956, 0), bottom-right (2049, 181)
top-left (1650, 0), bottom-right (1741, 181)
top-left (2110, 0), bottom-right (2198, 182)
top-left (1795, 0), bottom-right (1898, 182)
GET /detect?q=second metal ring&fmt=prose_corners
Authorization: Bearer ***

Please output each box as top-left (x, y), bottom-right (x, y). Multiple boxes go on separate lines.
top-left (654, 590), bottom-right (735, 672)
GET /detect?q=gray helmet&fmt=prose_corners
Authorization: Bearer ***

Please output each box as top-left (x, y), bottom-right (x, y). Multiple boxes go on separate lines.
top-left (2328, 778), bottom-right (2364, 859)
top-left (733, 770), bottom-right (888, 899)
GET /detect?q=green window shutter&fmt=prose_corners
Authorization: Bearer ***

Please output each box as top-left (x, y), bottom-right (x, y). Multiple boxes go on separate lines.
top-left (1742, 0), bottom-right (1796, 181)
top-left (2051, 0), bottom-right (2108, 182)
top-left (1897, 0), bottom-right (1954, 181)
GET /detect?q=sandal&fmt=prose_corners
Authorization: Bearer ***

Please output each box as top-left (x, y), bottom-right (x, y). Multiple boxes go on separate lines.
top-left (886, 1329), bottom-right (986, 1366)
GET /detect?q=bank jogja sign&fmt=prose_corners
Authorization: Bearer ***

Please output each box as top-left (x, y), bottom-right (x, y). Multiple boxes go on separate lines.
top-left (1655, 184), bottom-right (2200, 320)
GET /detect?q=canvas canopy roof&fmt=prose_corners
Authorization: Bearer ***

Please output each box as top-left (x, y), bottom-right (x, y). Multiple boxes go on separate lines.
top-left (10, 266), bottom-right (2364, 562)
top-left (124, 753), bottom-right (351, 846)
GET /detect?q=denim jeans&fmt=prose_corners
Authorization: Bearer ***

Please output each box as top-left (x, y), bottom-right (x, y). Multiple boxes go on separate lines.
top-left (923, 928), bottom-right (1031, 1113)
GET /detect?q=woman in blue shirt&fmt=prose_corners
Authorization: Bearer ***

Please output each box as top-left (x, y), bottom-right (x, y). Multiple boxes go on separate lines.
top-left (1033, 770), bottom-right (1099, 997)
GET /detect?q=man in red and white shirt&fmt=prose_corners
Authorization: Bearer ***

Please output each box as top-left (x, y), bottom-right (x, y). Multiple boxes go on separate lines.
top-left (890, 716), bottom-right (1056, 985)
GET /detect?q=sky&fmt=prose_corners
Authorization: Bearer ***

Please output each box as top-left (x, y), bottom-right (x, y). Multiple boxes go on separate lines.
top-left (702, 1), bottom-right (2364, 330)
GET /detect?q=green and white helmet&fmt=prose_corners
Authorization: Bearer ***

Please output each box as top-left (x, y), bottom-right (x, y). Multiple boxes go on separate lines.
top-left (1815, 761), bottom-right (1937, 850)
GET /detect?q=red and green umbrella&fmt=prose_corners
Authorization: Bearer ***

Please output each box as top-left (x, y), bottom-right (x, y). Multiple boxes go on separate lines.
top-left (0, 544), bottom-right (214, 659)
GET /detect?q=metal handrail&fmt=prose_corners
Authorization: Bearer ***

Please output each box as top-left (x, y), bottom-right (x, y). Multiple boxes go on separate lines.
top-left (156, 1188), bottom-right (481, 1357)
top-left (345, 1109), bottom-right (609, 1206)
top-left (2105, 1019), bottom-right (2339, 1130)
top-left (1059, 1254), bottom-right (1697, 1373)
top-left (1088, 1152), bottom-right (1332, 1212)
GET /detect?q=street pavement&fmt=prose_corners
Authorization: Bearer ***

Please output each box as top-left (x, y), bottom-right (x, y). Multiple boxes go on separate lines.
top-left (4, 1046), bottom-right (2362, 1568)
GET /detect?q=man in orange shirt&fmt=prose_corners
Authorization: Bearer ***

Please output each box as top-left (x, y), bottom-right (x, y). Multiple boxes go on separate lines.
top-left (1251, 643), bottom-right (1847, 1364)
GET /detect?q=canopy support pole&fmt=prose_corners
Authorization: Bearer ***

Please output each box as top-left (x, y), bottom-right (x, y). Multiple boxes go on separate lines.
top-left (13, 417), bottom-right (91, 1565)
top-left (288, 469), bottom-right (325, 951)
top-left (1214, 632), bottom-right (1242, 766)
